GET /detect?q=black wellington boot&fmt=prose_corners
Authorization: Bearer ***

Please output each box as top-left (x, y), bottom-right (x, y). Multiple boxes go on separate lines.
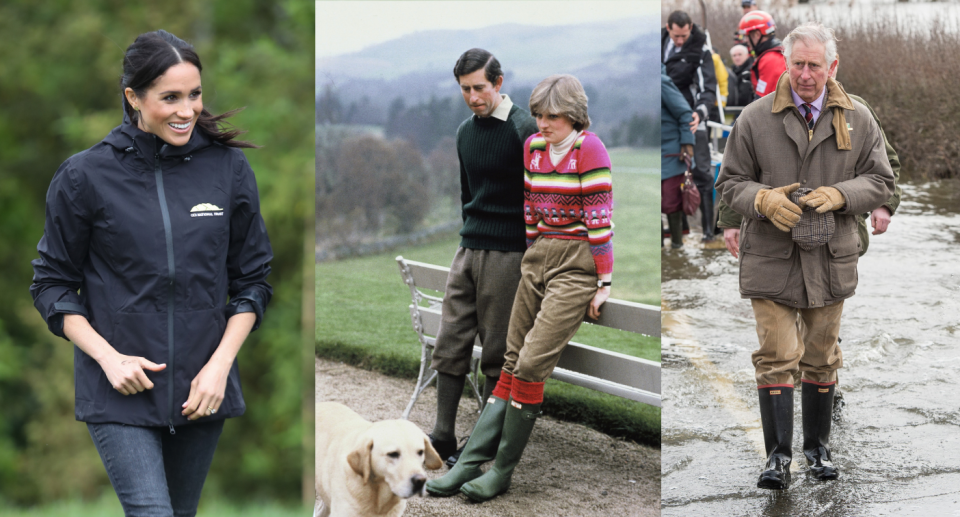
top-left (757, 386), bottom-right (793, 490)
top-left (802, 381), bottom-right (840, 480)
top-left (666, 211), bottom-right (684, 248)
top-left (699, 190), bottom-right (715, 241)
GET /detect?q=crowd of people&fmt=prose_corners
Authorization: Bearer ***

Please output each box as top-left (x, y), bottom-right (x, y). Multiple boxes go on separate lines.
top-left (661, 2), bottom-right (788, 248)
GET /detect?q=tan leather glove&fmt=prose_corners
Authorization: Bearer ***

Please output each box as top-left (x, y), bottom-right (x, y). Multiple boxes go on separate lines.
top-left (799, 186), bottom-right (846, 213)
top-left (754, 183), bottom-right (802, 232)
top-left (681, 144), bottom-right (694, 159)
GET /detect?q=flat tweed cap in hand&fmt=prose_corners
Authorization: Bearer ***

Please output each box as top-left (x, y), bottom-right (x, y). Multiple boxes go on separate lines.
top-left (790, 188), bottom-right (835, 250)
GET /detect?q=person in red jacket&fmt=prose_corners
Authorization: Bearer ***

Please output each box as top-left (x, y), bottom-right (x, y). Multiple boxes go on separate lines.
top-left (739, 11), bottom-right (786, 97)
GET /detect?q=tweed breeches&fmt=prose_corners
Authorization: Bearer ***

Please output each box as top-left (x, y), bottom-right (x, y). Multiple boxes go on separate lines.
top-left (430, 247), bottom-right (523, 377)
top-left (751, 298), bottom-right (844, 387)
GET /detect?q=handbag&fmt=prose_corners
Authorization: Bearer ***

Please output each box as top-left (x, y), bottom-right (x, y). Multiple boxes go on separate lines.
top-left (679, 155), bottom-right (701, 216)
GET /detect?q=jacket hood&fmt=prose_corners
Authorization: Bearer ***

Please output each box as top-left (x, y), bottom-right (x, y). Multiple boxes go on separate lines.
top-left (771, 73), bottom-right (854, 150)
top-left (103, 109), bottom-right (213, 158)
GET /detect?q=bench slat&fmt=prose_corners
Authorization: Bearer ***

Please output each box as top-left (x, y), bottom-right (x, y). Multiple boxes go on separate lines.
top-left (400, 259), bottom-right (450, 292)
top-left (554, 341), bottom-right (660, 395)
top-left (404, 259), bottom-right (660, 337)
top-left (550, 368), bottom-right (662, 406)
top-left (588, 298), bottom-right (660, 337)
top-left (398, 256), bottom-right (662, 409)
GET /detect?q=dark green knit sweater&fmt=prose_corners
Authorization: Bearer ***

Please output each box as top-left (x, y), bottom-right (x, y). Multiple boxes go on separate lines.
top-left (457, 104), bottom-right (539, 251)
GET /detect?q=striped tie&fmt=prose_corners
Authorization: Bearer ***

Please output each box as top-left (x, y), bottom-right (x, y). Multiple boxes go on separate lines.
top-left (801, 103), bottom-right (814, 130)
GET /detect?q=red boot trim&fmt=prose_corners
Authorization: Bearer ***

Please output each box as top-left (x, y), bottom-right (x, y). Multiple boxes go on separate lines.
top-left (491, 371), bottom-right (514, 400)
top-left (511, 378), bottom-right (545, 405)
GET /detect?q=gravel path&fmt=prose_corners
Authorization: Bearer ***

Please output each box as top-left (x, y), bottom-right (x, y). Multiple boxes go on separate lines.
top-left (316, 357), bottom-right (660, 517)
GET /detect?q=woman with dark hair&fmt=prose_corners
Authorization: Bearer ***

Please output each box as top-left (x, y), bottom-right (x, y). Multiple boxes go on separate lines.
top-left (30, 30), bottom-right (272, 516)
top-left (427, 74), bottom-right (614, 502)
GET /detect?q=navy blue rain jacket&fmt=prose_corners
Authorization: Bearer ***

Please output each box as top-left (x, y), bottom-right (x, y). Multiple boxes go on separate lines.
top-left (30, 114), bottom-right (273, 429)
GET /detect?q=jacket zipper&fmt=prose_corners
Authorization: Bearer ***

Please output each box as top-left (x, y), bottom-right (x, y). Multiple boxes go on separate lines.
top-left (154, 152), bottom-right (177, 435)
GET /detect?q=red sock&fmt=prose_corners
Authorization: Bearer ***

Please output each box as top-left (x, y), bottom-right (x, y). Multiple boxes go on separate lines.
top-left (511, 378), bottom-right (545, 405)
top-left (491, 371), bottom-right (513, 400)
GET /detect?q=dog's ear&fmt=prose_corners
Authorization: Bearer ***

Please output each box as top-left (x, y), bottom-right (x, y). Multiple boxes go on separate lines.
top-left (347, 437), bottom-right (374, 483)
top-left (422, 434), bottom-right (444, 470)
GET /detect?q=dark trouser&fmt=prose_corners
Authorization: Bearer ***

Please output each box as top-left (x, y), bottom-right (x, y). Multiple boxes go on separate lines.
top-left (431, 247), bottom-right (523, 377)
top-left (87, 420), bottom-right (224, 517)
top-left (693, 129), bottom-right (715, 237)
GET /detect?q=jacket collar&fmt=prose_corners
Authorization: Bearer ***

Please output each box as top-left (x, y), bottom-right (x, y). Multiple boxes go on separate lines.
top-left (103, 109), bottom-right (212, 158)
top-left (661, 24), bottom-right (707, 62)
top-left (771, 74), bottom-right (854, 150)
top-left (753, 36), bottom-right (782, 58)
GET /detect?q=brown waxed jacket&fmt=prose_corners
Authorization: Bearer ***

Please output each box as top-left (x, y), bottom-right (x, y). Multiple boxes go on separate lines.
top-left (716, 73), bottom-right (894, 308)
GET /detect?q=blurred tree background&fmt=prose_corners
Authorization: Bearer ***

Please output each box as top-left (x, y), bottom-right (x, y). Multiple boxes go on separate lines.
top-left (0, 0), bottom-right (312, 508)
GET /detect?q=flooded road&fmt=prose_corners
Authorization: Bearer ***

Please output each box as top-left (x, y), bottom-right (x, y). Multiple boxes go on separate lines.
top-left (661, 181), bottom-right (960, 515)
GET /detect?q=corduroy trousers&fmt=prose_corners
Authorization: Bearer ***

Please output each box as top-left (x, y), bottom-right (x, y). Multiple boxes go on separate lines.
top-left (503, 238), bottom-right (599, 383)
top-left (431, 247), bottom-right (524, 377)
top-left (751, 298), bottom-right (844, 387)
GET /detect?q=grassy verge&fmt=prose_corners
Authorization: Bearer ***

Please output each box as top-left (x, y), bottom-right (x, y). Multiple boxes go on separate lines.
top-left (317, 152), bottom-right (661, 446)
top-left (0, 494), bottom-right (308, 517)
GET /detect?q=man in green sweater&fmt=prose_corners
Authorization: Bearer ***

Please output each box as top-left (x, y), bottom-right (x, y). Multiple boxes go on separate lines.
top-left (428, 48), bottom-right (539, 467)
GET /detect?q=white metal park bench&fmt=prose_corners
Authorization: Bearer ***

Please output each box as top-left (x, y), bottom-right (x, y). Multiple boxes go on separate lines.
top-left (396, 256), bottom-right (662, 420)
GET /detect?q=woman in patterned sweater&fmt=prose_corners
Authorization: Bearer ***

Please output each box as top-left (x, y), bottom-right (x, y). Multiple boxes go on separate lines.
top-left (427, 74), bottom-right (614, 502)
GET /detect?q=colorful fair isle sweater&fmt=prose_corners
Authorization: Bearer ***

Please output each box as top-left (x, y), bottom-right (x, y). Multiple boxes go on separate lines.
top-left (523, 131), bottom-right (614, 274)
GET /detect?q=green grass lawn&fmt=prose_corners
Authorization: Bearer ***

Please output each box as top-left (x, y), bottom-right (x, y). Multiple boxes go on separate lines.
top-left (316, 147), bottom-right (661, 446)
top-left (1, 494), bottom-right (308, 517)
top-left (608, 146), bottom-right (659, 170)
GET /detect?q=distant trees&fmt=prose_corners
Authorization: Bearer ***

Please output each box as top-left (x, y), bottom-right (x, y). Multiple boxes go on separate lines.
top-left (385, 96), bottom-right (472, 154)
top-left (317, 85), bottom-right (386, 127)
top-left (317, 83), bottom-right (344, 124)
top-left (610, 113), bottom-right (659, 148)
top-left (318, 131), bottom-right (453, 243)
top-left (317, 85), bottom-right (473, 154)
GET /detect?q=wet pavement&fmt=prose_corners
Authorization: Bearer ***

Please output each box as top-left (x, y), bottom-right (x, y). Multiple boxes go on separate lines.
top-left (661, 181), bottom-right (960, 515)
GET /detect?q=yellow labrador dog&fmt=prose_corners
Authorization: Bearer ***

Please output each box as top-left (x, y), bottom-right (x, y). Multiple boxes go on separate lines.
top-left (315, 402), bottom-right (443, 517)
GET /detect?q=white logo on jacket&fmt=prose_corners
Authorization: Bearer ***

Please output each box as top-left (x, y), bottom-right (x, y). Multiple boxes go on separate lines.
top-left (190, 203), bottom-right (223, 217)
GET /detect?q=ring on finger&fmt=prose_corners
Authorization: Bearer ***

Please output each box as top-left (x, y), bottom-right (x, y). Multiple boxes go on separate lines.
top-left (208, 406), bottom-right (217, 415)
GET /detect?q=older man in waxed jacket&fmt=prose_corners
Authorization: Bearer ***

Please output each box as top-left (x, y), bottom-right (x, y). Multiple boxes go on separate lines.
top-left (715, 22), bottom-right (894, 491)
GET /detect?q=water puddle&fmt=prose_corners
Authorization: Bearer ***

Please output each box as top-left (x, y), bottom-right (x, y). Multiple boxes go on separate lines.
top-left (662, 181), bottom-right (960, 514)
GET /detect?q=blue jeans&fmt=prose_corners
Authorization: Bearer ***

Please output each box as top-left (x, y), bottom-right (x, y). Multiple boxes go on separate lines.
top-left (87, 420), bottom-right (224, 517)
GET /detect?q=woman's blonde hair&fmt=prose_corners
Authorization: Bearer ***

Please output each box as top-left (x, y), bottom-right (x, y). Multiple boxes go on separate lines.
top-left (529, 74), bottom-right (590, 131)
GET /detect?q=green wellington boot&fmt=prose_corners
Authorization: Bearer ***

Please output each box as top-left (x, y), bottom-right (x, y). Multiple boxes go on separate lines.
top-left (459, 399), bottom-right (541, 502)
top-left (425, 396), bottom-right (509, 496)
